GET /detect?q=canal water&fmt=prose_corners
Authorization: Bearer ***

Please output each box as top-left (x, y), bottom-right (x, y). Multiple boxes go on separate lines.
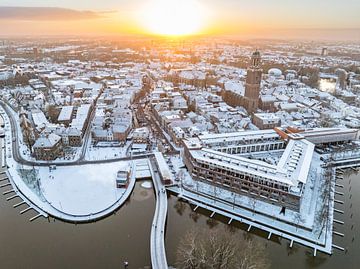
top-left (319, 78), bottom-right (337, 94)
top-left (0, 173), bottom-right (359, 269)
top-left (0, 182), bottom-right (154, 269)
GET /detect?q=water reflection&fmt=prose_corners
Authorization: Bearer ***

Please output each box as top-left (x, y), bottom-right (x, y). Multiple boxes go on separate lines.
top-left (319, 78), bottom-right (336, 93)
top-left (0, 182), bottom-right (154, 269)
top-left (0, 172), bottom-right (359, 269)
top-left (174, 199), bottom-right (186, 216)
top-left (167, 171), bottom-right (360, 269)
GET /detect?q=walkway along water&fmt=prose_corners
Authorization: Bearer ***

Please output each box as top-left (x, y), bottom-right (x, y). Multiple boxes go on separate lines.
top-left (149, 156), bottom-right (169, 269)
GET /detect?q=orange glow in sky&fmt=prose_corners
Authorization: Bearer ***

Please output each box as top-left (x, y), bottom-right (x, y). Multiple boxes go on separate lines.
top-left (0, 1), bottom-right (359, 40)
top-left (137, 0), bottom-right (208, 36)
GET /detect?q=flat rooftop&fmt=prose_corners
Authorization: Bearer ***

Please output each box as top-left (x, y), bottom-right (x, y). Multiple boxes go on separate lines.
top-left (199, 129), bottom-right (279, 145)
top-left (189, 138), bottom-right (314, 189)
top-left (187, 129), bottom-right (318, 192)
top-left (58, 106), bottom-right (73, 122)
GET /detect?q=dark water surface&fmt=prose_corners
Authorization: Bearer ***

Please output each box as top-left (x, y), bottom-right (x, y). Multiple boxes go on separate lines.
top-left (1, 173), bottom-right (359, 269)
top-left (0, 182), bottom-right (154, 269)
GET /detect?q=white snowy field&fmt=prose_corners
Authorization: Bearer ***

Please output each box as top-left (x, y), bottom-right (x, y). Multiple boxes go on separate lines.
top-left (38, 162), bottom-right (130, 216)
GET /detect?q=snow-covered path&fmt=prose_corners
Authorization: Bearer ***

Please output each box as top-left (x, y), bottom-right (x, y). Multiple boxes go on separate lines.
top-left (149, 157), bottom-right (169, 269)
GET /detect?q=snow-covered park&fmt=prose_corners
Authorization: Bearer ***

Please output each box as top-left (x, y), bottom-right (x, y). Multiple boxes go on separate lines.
top-left (38, 162), bottom-right (131, 216)
top-left (5, 160), bottom-right (136, 222)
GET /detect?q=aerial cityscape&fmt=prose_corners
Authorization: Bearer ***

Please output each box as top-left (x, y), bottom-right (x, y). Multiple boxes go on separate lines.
top-left (0, 1), bottom-right (360, 269)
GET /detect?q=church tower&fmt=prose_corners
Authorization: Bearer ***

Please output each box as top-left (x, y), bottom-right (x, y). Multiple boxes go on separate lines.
top-left (244, 50), bottom-right (262, 112)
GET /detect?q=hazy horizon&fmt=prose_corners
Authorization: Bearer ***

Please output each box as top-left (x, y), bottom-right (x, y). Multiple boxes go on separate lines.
top-left (0, 1), bottom-right (360, 40)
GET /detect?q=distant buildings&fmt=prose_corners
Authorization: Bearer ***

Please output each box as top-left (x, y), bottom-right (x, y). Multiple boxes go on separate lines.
top-left (321, 47), bottom-right (328, 56)
top-left (2, 39), bottom-right (360, 167)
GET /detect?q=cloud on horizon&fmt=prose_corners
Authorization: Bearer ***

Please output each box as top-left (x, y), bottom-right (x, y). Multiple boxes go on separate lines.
top-left (0, 6), bottom-right (112, 21)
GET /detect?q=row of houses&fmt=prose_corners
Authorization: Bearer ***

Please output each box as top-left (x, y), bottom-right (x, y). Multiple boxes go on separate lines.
top-left (32, 104), bottom-right (92, 160)
top-left (91, 87), bottom-right (135, 145)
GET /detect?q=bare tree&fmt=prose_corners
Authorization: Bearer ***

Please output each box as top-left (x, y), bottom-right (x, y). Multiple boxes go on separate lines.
top-left (293, 214), bottom-right (305, 231)
top-left (250, 197), bottom-right (257, 216)
top-left (315, 168), bottom-right (332, 238)
top-left (46, 104), bottom-right (60, 122)
top-left (174, 200), bottom-right (187, 216)
top-left (318, 113), bottom-right (334, 128)
top-left (176, 228), bottom-right (270, 269)
top-left (206, 218), bottom-right (219, 229)
top-left (189, 211), bottom-right (200, 223)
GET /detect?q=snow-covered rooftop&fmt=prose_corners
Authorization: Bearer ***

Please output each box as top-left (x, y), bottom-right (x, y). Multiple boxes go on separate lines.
top-left (58, 106), bottom-right (73, 122)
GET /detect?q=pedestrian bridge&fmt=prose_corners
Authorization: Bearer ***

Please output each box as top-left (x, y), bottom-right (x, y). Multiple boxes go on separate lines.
top-left (149, 157), bottom-right (169, 269)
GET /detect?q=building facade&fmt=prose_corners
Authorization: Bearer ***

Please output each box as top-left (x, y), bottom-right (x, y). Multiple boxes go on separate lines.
top-left (253, 113), bottom-right (281, 129)
top-left (182, 130), bottom-right (314, 211)
top-left (183, 128), bottom-right (358, 211)
top-left (33, 133), bottom-right (64, 160)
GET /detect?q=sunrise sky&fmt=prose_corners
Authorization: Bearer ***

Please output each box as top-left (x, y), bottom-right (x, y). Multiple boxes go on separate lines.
top-left (0, 0), bottom-right (359, 39)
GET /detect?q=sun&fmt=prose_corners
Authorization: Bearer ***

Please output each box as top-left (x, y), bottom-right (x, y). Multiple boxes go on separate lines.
top-left (139, 0), bottom-right (206, 36)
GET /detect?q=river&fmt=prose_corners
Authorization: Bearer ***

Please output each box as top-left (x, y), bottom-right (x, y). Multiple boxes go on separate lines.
top-left (0, 172), bottom-right (359, 269)
top-left (319, 78), bottom-right (337, 94)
